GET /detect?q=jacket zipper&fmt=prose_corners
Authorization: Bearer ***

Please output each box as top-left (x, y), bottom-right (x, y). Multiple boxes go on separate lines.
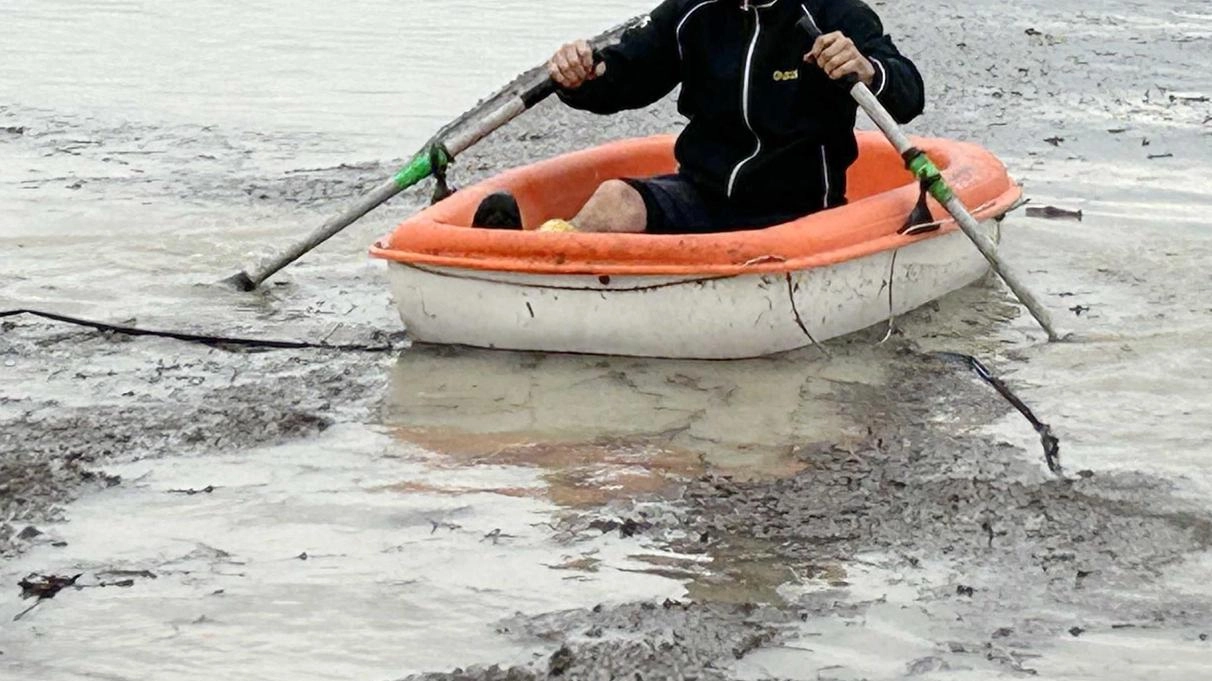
top-left (726, 7), bottom-right (762, 198)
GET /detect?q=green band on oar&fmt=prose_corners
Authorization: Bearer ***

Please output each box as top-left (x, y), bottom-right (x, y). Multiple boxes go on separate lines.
top-left (906, 154), bottom-right (956, 204)
top-left (392, 151), bottom-right (437, 190)
top-left (797, 18), bottom-right (1062, 342)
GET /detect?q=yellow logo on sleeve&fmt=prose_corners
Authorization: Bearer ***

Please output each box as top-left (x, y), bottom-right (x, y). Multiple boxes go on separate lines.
top-left (773, 69), bottom-right (799, 81)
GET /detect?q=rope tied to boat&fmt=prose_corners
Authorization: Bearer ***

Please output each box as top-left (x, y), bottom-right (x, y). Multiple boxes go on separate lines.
top-left (428, 144), bottom-right (456, 205)
top-left (0, 309), bottom-right (402, 353)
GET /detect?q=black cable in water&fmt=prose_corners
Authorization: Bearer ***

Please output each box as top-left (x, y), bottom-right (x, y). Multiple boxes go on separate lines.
top-left (0, 309), bottom-right (399, 353)
top-left (935, 351), bottom-right (1063, 478)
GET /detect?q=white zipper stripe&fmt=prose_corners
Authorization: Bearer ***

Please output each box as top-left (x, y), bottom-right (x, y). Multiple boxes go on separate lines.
top-left (820, 145), bottom-right (831, 208)
top-left (726, 9), bottom-right (763, 198)
top-left (798, 3), bottom-right (822, 33)
top-left (675, 0), bottom-right (720, 60)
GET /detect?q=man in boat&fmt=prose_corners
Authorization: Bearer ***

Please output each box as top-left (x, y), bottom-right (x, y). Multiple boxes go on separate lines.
top-left (474, 0), bottom-right (924, 234)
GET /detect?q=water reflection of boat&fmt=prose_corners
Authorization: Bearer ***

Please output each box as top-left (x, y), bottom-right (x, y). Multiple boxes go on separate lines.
top-left (383, 343), bottom-right (893, 491)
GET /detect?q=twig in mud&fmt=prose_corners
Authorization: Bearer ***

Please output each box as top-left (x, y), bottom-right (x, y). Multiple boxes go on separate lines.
top-left (168, 485), bottom-right (217, 495)
top-left (430, 520), bottom-right (462, 534)
top-left (480, 528), bottom-right (518, 544)
top-left (1147, 153), bottom-right (1174, 160)
top-left (1025, 206), bottom-right (1083, 221)
top-left (97, 569), bottom-right (157, 580)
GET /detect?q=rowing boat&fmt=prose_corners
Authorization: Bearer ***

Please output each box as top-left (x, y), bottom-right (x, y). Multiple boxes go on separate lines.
top-left (370, 131), bottom-right (1021, 359)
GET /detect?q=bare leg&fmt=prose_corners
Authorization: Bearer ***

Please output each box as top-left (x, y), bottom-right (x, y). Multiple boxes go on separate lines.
top-left (570, 180), bottom-right (648, 233)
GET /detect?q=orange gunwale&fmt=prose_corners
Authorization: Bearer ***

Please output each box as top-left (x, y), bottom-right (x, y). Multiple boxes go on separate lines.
top-left (370, 131), bottom-right (1021, 276)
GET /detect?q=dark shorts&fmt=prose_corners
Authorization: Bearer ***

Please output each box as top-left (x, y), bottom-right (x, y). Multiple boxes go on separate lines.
top-left (620, 174), bottom-right (813, 234)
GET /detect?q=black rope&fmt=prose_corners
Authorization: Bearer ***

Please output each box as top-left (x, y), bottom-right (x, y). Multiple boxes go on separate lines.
top-left (429, 144), bottom-right (456, 205)
top-left (935, 351), bottom-right (1063, 477)
top-left (0, 309), bottom-right (399, 353)
top-left (784, 272), bottom-right (829, 357)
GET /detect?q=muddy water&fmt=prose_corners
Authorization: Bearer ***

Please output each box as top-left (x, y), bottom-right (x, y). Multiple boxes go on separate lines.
top-left (4, 0), bottom-right (1212, 679)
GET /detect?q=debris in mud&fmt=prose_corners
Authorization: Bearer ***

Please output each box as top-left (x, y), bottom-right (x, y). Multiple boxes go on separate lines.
top-left (732, 630), bottom-right (776, 660)
top-left (96, 579), bottom-right (136, 588)
top-left (587, 517), bottom-right (652, 538)
top-left (16, 526), bottom-right (43, 541)
top-left (957, 585), bottom-right (977, 597)
top-left (168, 485), bottom-right (216, 495)
top-left (97, 569), bottom-right (156, 580)
top-left (1044, 136), bottom-right (1064, 146)
top-left (547, 646), bottom-right (574, 676)
top-left (481, 529), bottom-right (518, 544)
top-left (429, 520), bottom-right (462, 534)
top-left (1, 126), bottom-right (26, 135)
top-left (1069, 626), bottom-right (1085, 637)
top-left (1070, 305), bottom-right (1092, 316)
top-left (1025, 205), bottom-right (1083, 221)
top-left (18, 573), bottom-right (81, 601)
top-left (1148, 153), bottom-right (1174, 160)
top-left (14, 573), bottom-right (81, 621)
top-left (1169, 93), bottom-right (1210, 104)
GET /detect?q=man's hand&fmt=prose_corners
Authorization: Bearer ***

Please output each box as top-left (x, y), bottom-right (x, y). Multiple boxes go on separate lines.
top-left (548, 40), bottom-right (607, 90)
top-left (805, 32), bottom-right (875, 86)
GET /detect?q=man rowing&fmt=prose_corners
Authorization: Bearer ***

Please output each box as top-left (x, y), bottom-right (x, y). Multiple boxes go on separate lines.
top-left (474, 0), bottom-right (924, 234)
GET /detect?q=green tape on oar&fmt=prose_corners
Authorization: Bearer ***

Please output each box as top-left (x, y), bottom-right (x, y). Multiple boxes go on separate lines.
top-left (392, 150), bottom-right (438, 189)
top-left (906, 153), bottom-right (955, 204)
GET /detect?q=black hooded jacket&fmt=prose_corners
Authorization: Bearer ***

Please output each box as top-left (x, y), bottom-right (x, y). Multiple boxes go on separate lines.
top-left (557, 0), bottom-right (925, 213)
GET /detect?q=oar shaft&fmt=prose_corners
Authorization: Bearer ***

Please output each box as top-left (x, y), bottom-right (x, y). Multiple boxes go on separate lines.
top-left (795, 18), bottom-right (1060, 341)
top-left (444, 79), bottom-right (552, 155)
top-left (230, 78), bottom-right (551, 291)
top-left (234, 176), bottom-right (405, 291)
top-left (847, 83), bottom-right (1061, 341)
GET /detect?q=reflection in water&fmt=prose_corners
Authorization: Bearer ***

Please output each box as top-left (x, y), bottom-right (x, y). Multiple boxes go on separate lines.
top-left (382, 342), bottom-right (892, 503)
top-left (380, 342), bottom-right (902, 606)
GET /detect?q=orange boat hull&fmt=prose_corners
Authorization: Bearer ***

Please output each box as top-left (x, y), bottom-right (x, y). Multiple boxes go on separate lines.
top-left (370, 133), bottom-right (1021, 358)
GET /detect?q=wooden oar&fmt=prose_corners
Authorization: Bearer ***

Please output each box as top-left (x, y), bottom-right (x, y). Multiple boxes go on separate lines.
top-left (798, 19), bottom-right (1062, 342)
top-left (222, 14), bottom-right (641, 292)
top-left (222, 76), bottom-right (562, 291)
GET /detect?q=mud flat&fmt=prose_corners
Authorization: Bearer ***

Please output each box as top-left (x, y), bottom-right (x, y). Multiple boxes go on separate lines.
top-left (3, 0), bottom-right (1212, 678)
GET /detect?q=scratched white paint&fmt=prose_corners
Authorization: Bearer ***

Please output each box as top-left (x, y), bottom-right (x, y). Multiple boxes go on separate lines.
top-left (385, 220), bottom-right (1001, 359)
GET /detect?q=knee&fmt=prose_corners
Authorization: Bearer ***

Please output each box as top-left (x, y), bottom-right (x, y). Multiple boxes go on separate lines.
top-left (592, 179), bottom-right (639, 207)
top-left (576, 179), bottom-right (647, 232)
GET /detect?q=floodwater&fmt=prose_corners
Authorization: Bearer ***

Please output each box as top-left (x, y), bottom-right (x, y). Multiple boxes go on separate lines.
top-left (3, 0), bottom-right (1212, 679)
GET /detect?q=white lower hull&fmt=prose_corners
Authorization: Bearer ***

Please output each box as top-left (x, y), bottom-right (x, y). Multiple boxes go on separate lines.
top-left (385, 221), bottom-right (1002, 359)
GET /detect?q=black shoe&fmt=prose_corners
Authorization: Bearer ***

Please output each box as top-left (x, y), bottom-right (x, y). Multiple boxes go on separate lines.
top-left (472, 191), bottom-right (523, 229)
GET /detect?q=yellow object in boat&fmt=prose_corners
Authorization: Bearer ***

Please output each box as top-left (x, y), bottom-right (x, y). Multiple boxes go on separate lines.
top-left (537, 219), bottom-right (577, 233)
